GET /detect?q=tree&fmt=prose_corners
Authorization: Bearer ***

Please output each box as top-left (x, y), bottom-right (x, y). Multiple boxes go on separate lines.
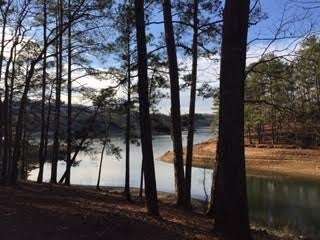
top-left (95, 88), bottom-right (121, 190)
top-left (173, 0), bottom-right (221, 207)
top-left (65, 0), bottom-right (73, 185)
top-left (10, 0), bottom-right (90, 185)
top-left (111, 1), bottom-right (136, 200)
top-left (2, 0), bottom-right (34, 184)
top-left (243, 36), bottom-right (320, 148)
top-left (245, 55), bottom-right (292, 145)
top-left (162, 0), bottom-right (186, 207)
top-left (134, 0), bottom-right (159, 216)
top-left (291, 36), bottom-right (320, 146)
top-left (51, 0), bottom-right (64, 184)
top-left (0, 2), bottom-right (14, 177)
top-left (123, 7), bottom-right (133, 200)
top-left (37, 0), bottom-right (48, 183)
top-left (212, 0), bottom-right (251, 239)
top-left (185, 0), bottom-right (198, 207)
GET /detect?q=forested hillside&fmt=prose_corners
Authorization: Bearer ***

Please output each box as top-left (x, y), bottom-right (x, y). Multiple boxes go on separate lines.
top-left (244, 37), bottom-right (320, 147)
top-left (13, 100), bottom-right (213, 138)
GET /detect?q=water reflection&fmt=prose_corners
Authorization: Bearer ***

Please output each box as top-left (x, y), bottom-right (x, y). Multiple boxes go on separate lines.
top-left (28, 128), bottom-right (320, 238)
top-left (247, 175), bottom-right (320, 238)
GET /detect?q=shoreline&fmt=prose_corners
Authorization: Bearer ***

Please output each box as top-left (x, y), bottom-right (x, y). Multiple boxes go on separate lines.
top-left (159, 139), bottom-right (320, 180)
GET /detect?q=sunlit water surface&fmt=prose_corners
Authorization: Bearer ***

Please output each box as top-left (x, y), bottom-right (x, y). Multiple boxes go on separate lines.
top-left (29, 128), bottom-right (320, 238)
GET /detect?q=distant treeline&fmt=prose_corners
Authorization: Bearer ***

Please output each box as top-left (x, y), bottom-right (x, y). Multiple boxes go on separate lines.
top-left (245, 37), bottom-right (320, 148)
top-left (19, 101), bottom-right (213, 139)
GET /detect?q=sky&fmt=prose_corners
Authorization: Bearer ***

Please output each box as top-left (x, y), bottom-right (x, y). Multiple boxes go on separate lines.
top-left (173, 0), bottom-right (319, 114)
top-left (72, 0), bottom-right (319, 115)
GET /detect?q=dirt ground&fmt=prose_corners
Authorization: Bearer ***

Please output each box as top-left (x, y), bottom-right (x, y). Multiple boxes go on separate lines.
top-left (0, 182), bottom-right (298, 240)
top-left (160, 139), bottom-right (320, 180)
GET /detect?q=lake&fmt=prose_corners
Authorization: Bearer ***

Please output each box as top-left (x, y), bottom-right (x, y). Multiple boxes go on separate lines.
top-left (29, 128), bottom-right (320, 238)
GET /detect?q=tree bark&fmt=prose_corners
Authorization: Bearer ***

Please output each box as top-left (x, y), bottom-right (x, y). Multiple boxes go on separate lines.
top-left (124, 26), bottom-right (131, 201)
top-left (20, 115), bottom-right (27, 180)
top-left (206, 139), bottom-right (219, 217)
top-left (8, 46), bottom-right (17, 182)
top-left (97, 111), bottom-right (111, 189)
top-left (96, 140), bottom-right (107, 190)
top-left (37, 0), bottom-right (48, 183)
top-left (0, 3), bottom-right (11, 179)
top-left (51, 0), bottom-right (63, 184)
top-left (43, 84), bottom-right (54, 172)
top-left (162, 0), bottom-right (186, 207)
top-left (65, 0), bottom-right (72, 185)
top-left (185, 0), bottom-right (199, 207)
top-left (0, 97), bottom-right (3, 181)
top-left (212, 0), bottom-right (251, 239)
top-left (139, 163), bottom-right (144, 199)
top-left (134, 0), bottom-right (159, 216)
top-left (11, 66), bottom-right (35, 184)
top-left (4, 33), bottom-right (21, 183)
top-left (0, 1), bottom-right (12, 84)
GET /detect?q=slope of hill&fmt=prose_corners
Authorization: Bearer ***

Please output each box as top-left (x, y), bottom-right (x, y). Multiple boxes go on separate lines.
top-left (14, 101), bottom-right (214, 138)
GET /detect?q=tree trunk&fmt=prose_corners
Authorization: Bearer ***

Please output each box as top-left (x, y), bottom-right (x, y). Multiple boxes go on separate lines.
top-left (162, 0), bottom-right (186, 207)
top-left (257, 123), bottom-right (262, 144)
top-left (97, 111), bottom-right (111, 189)
top-left (185, 0), bottom-right (199, 207)
top-left (37, 0), bottom-right (47, 183)
top-left (2, 61), bottom-right (10, 182)
top-left (0, 98), bottom-right (4, 181)
top-left (206, 139), bottom-right (219, 217)
top-left (0, 1), bottom-right (11, 84)
top-left (65, 0), bottom-right (72, 185)
top-left (212, 0), bottom-right (251, 239)
top-left (139, 163), bottom-right (144, 199)
top-left (37, 82), bottom-right (54, 182)
top-left (20, 116), bottom-right (27, 180)
top-left (248, 126), bottom-right (252, 144)
top-left (4, 34), bottom-right (20, 184)
top-left (124, 27), bottom-right (131, 201)
top-left (134, 0), bottom-right (159, 216)
top-left (0, 3), bottom-right (12, 181)
top-left (10, 0), bottom-right (74, 184)
top-left (58, 104), bottom-right (102, 184)
top-left (96, 140), bottom-right (107, 190)
top-left (51, 0), bottom-right (63, 184)
top-left (11, 68), bottom-right (33, 184)
top-left (8, 46), bottom-right (17, 182)
top-left (0, 5), bottom-right (9, 181)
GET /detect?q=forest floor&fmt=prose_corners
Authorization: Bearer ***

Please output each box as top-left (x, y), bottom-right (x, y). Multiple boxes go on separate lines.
top-left (0, 182), bottom-right (302, 240)
top-left (160, 139), bottom-right (320, 180)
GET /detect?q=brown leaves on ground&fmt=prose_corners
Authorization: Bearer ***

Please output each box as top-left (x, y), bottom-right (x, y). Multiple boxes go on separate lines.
top-left (0, 182), bottom-right (216, 240)
top-left (0, 182), bottom-right (300, 240)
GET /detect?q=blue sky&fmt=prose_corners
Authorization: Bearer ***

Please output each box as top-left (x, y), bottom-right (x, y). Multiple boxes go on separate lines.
top-left (74, 0), bottom-right (319, 114)
top-left (174, 0), bottom-right (320, 114)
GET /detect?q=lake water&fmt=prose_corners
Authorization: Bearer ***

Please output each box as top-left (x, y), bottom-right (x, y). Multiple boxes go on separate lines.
top-left (29, 128), bottom-right (320, 238)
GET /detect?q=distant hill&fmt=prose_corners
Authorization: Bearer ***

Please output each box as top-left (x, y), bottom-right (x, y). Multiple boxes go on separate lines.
top-left (15, 101), bottom-right (214, 139)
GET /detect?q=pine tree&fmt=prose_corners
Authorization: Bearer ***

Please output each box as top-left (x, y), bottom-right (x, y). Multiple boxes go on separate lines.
top-left (134, 0), bottom-right (159, 216)
top-left (212, 0), bottom-right (251, 239)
